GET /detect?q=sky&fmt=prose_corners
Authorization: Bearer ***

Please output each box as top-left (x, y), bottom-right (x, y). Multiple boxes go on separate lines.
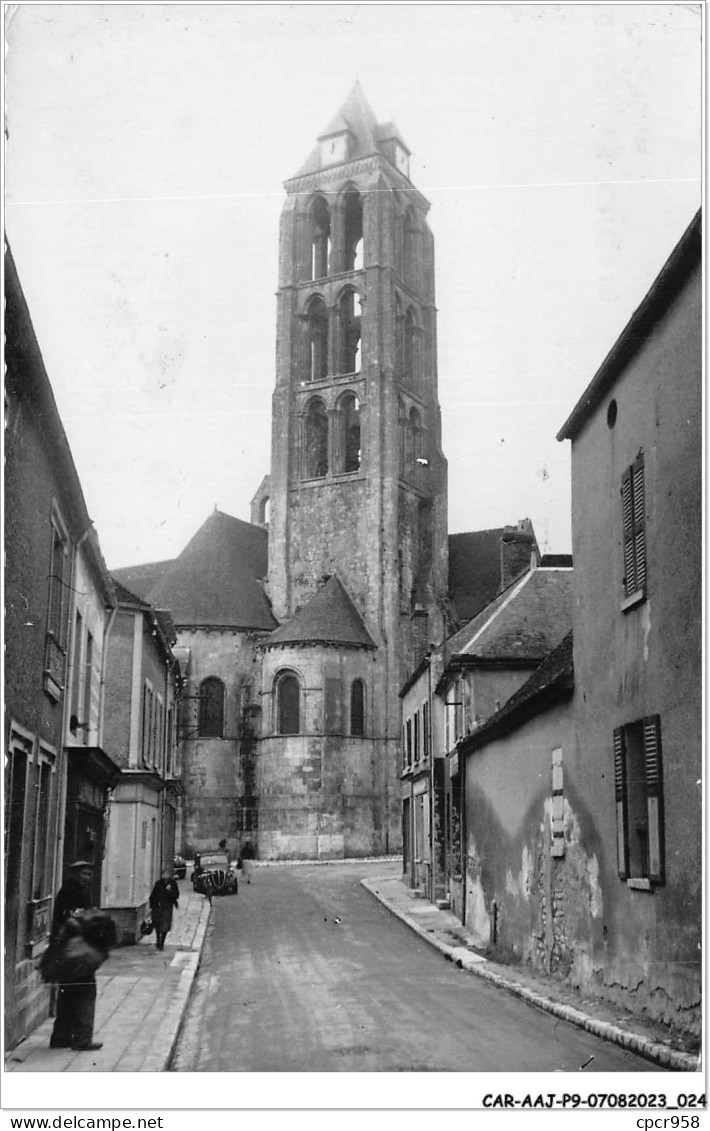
top-left (5, 2), bottom-right (702, 570)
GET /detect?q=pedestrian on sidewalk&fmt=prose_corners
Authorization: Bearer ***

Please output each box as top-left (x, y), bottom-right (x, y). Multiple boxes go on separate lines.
top-left (48, 861), bottom-right (104, 1052)
top-left (149, 868), bottom-right (180, 951)
top-left (238, 838), bottom-right (255, 884)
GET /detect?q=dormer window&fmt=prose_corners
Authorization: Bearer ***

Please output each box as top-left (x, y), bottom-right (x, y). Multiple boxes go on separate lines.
top-left (320, 131), bottom-right (351, 167)
top-left (393, 143), bottom-right (410, 178)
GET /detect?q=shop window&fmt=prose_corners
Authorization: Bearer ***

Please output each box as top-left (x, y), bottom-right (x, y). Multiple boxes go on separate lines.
top-left (277, 672), bottom-right (301, 735)
top-left (199, 677), bottom-right (225, 738)
top-left (614, 716), bottom-right (664, 887)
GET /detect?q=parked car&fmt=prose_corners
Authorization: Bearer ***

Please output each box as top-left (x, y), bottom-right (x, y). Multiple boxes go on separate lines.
top-left (173, 854), bottom-right (187, 880)
top-left (191, 852), bottom-right (238, 896)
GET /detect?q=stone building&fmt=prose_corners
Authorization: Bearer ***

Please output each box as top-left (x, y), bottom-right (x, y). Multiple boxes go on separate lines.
top-left (5, 243), bottom-right (121, 1045)
top-left (115, 83), bottom-right (450, 859)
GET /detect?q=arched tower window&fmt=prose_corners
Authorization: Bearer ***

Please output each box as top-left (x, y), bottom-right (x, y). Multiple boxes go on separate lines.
top-left (305, 297), bottom-right (328, 383)
top-left (199, 677), bottom-right (225, 738)
top-left (404, 206), bottom-right (418, 289)
top-left (350, 679), bottom-right (365, 736)
top-left (309, 196), bottom-right (331, 280)
top-left (395, 295), bottom-right (404, 379)
top-left (403, 306), bottom-right (418, 388)
top-left (343, 188), bottom-right (363, 272)
top-left (336, 289), bottom-right (361, 375)
top-left (405, 407), bottom-right (424, 483)
top-left (276, 671), bottom-right (301, 735)
top-left (337, 393), bottom-right (361, 473)
top-left (304, 397), bottom-right (329, 479)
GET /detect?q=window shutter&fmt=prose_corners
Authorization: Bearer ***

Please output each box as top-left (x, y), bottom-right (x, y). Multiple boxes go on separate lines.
top-left (613, 727), bottom-right (629, 879)
top-left (643, 715), bottom-right (665, 884)
top-left (621, 468), bottom-right (636, 595)
top-left (632, 456), bottom-right (646, 594)
top-left (324, 677), bottom-right (342, 734)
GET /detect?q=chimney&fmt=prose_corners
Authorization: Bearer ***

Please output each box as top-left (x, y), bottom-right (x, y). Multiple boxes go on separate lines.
top-left (499, 518), bottom-right (539, 590)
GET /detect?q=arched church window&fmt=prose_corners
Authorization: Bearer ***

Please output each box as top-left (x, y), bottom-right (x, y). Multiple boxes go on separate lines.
top-left (304, 398), bottom-right (329, 479)
top-left (276, 671), bottom-right (301, 735)
top-left (305, 297), bottom-right (328, 383)
top-left (350, 679), bottom-right (365, 736)
top-left (337, 393), bottom-right (361, 473)
top-left (309, 196), bottom-right (331, 280)
top-left (336, 289), bottom-right (361, 375)
top-left (199, 677), bottom-right (225, 738)
top-left (343, 188), bottom-right (363, 272)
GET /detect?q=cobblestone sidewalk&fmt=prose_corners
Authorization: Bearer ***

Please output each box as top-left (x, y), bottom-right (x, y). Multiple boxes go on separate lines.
top-left (361, 873), bottom-right (701, 1073)
top-left (6, 881), bottom-right (210, 1073)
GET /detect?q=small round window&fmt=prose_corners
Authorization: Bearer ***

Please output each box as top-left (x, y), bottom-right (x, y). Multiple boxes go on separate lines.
top-left (607, 399), bottom-right (618, 429)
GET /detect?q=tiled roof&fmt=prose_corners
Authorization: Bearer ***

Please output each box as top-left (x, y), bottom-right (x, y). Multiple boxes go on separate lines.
top-left (135, 510), bottom-right (276, 631)
top-left (292, 82), bottom-right (410, 179)
top-left (111, 560), bottom-right (174, 601)
top-left (444, 567), bottom-right (573, 667)
top-left (447, 528), bottom-right (507, 624)
top-left (112, 579), bottom-right (151, 609)
top-left (266, 576), bottom-right (375, 649)
top-left (461, 632), bottom-right (574, 752)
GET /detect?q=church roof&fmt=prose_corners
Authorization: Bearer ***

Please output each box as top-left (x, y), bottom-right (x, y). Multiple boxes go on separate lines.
top-left (114, 510), bottom-right (276, 631)
top-left (110, 560), bottom-right (174, 602)
top-left (293, 81), bottom-right (411, 179)
top-left (266, 575), bottom-right (375, 649)
top-left (444, 567), bottom-right (573, 668)
top-left (448, 528), bottom-right (509, 623)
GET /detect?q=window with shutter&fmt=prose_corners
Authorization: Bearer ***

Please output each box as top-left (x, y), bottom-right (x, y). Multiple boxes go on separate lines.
top-left (613, 716), bottom-right (664, 887)
top-left (621, 455), bottom-right (646, 603)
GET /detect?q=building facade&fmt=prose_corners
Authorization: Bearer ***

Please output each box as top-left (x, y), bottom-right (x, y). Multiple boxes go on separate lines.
top-left (4, 245), bottom-right (120, 1046)
top-left (101, 586), bottom-right (183, 943)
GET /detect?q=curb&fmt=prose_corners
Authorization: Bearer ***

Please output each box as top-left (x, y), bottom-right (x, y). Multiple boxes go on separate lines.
top-left (361, 877), bottom-right (699, 1074)
top-left (162, 897), bottom-right (211, 1071)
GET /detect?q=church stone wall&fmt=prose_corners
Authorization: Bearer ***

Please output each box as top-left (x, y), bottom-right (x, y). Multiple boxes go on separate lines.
top-left (177, 627), bottom-right (260, 855)
top-left (257, 643), bottom-right (386, 859)
top-left (285, 480), bottom-right (377, 624)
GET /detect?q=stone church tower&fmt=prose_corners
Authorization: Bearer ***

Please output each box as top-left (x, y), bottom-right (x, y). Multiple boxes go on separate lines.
top-left (257, 83), bottom-right (448, 857)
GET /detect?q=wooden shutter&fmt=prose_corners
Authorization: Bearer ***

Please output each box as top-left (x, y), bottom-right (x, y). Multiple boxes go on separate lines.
top-left (613, 727), bottom-right (629, 879)
top-left (621, 468), bottom-right (636, 595)
top-left (632, 456), bottom-right (646, 594)
top-left (643, 715), bottom-right (665, 884)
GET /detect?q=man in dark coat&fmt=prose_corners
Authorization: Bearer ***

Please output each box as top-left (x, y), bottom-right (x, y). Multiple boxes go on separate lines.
top-left (149, 868), bottom-right (180, 951)
top-left (49, 861), bottom-right (103, 1051)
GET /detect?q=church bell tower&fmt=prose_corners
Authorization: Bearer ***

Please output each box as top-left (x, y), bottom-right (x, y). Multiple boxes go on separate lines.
top-left (263, 83), bottom-right (448, 855)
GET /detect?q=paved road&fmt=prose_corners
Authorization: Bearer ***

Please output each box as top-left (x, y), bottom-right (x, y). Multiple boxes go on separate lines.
top-left (172, 862), bottom-right (658, 1073)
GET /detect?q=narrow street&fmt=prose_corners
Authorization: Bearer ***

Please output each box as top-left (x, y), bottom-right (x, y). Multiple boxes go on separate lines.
top-left (172, 862), bottom-right (658, 1073)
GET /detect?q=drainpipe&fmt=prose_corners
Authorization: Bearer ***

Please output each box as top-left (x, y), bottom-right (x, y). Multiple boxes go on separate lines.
top-left (427, 650), bottom-right (435, 903)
